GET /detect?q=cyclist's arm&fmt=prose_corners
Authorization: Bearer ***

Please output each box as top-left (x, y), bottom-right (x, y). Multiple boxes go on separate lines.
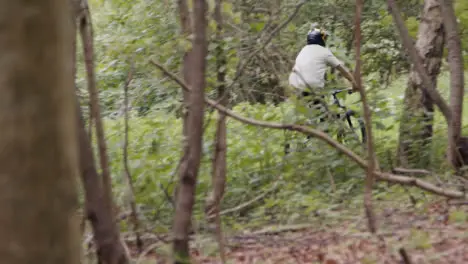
top-left (336, 65), bottom-right (359, 91)
top-left (325, 50), bottom-right (360, 92)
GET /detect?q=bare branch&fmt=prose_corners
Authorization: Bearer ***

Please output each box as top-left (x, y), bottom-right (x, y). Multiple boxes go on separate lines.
top-left (208, 182), bottom-right (280, 220)
top-left (149, 59), bottom-right (468, 200)
top-left (392, 168), bottom-right (431, 175)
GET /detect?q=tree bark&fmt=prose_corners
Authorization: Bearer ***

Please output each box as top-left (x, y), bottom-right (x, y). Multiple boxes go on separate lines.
top-left (70, 1), bottom-right (129, 263)
top-left (172, 0), bottom-right (208, 262)
top-left (355, 0), bottom-right (377, 234)
top-left (174, 0), bottom-right (193, 204)
top-left (441, 0), bottom-right (465, 169)
top-left (396, 0), bottom-right (445, 168)
top-left (77, 102), bottom-right (129, 264)
top-left (77, 0), bottom-right (115, 211)
top-left (387, 0), bottom-right (452, 123)
top-left (205, 0), bottom-right (228, 261)
top-left (205, 0), bottom-right (228, 223)
top-left (0, 0), bottom-right (80, 263)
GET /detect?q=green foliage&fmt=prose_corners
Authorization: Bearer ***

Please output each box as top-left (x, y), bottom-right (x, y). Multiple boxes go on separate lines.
top-left (449, 210), bottom-right (468, 223)
top-left (103, 99), bottom-right (368, 228)
top-left (85, 0), bottom-right (468, 233)
top-left (409, 229), bottom-right (432, 250)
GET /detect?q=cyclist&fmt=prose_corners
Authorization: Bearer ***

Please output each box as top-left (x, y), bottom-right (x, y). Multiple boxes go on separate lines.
top-left (288, 27), bottom-right (360, 107)
top-left (284, 27), bottom-right (361, 154)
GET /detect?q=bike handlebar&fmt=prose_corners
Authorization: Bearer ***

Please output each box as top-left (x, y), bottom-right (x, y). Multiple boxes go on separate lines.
top-left (331, 88), bottom-right (353, 97)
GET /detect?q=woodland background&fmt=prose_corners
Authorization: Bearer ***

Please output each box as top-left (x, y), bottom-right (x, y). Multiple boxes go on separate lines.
top-left (0, 0), bottom-right (468, 263)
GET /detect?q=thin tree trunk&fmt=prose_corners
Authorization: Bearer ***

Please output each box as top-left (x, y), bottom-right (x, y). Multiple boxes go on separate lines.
top-left (396, 0), bottom-right (445, 168)
top-left (70, 1), bottom-right (129, 263)
top-left (174, 0), bottom-right (193, 204)
top-left (205, 0), bottom-right (228, 261)
top-left (77, 0), bottom-right (115, 211)
top-left (172, 0), bottom-right (208, 262)
top-left (205, 0), bottom-right (228, 222)
top-left (441, 0), bottom-right (465, 169)
top-left (0, 0), bottom-right (80, 262)
top-left (77, 102), bottom-right (130, 264)
top-left (355, 0), bottom-right (377, 233)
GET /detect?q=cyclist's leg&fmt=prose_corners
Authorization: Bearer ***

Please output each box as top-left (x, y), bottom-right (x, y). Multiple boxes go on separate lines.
top-left (303, 92), bottom-right (328, 140)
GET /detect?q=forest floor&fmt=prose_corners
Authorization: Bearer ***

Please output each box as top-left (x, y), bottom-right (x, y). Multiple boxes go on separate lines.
top-left (122, 197), bottom-right (468, 264)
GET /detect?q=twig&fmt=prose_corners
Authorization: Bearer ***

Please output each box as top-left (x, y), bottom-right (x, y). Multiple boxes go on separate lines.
top-left (399, 248), bottom-right (413, 264)
top-left (448, 200), bottom-right (468, 206)
top-left (392, 168), bottom-right (431, 175)
top-left (120, 237), bottom-right (132, 261)
top-left (326, 167), bottom-right (337, 193)
top-left (136, 242), bottom-right (163, 264)
top-left (149, 59), bottom-right (468, 200)
top-left (207, 181), bottom-right (280, 220)
top-left (159, 182), bottom-right (175, 207)
top-left (249, 223), bottom-right (315, 236)
top-left (122, 57), bottom-right (143, 253)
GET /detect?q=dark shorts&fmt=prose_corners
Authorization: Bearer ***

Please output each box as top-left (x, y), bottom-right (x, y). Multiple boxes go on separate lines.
top-left (300, 90), bottom-right (344, 124)
top-left (300, 91), bottom-right (326, 112)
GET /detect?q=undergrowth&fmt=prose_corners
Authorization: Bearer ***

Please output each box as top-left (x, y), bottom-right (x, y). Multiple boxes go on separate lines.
top-left (100, 71), bottom-right (468, 233)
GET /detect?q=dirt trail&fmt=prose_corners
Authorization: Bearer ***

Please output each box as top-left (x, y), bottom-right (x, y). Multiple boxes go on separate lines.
top-left (125, 199), bottom-right (468, 263)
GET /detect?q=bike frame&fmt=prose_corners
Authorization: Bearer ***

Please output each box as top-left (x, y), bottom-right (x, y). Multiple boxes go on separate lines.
top-left (329, 89), bottom-right (366, 143)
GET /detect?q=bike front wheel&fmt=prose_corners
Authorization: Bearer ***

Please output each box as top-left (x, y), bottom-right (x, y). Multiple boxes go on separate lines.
top-left (337, 109), bottom-right (366, 145)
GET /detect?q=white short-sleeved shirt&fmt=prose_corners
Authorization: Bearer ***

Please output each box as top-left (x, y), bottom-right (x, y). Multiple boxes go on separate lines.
top-left (288, 45), bottom-right (342, 90)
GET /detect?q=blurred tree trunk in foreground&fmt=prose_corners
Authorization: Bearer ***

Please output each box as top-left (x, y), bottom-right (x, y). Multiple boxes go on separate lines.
top-left (0, 0), bottom-right (81, 263)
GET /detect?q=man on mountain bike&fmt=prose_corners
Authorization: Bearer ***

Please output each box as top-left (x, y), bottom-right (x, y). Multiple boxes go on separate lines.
top-left (289, 27), bottom-right (360, 104)
top-left (284, 27), bottom-right (361, 154)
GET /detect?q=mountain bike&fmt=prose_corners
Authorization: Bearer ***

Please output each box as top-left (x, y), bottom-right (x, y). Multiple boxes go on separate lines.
top-left (284, 88), bottom-right (366, 154)
top-left (330, 88), bottom-right (366, 145)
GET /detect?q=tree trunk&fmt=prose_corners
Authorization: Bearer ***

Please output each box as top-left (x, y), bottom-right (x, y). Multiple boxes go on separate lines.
top-left (441, 0), bottom-right (465, 169)
top-left (387, 0), bottom-right (451, 123)
top-left (205, 0), bottom-right (228, 222)
top-left (205, 0), bottom-right (228, 261)
top-left (174, 0), bottom-right (193, 204)
top-left (0, 0), bottom-right (81, 263)
top-left (396, 0), bottom-right (445, 168)
top-left (78, 0), bottom-right (115, 213)
top-left (77, 102), bottom-right (130, 264)
top-left (69, 1), bottom-right (129, 263)
top-left (172, 0), bottom-right (208, 262)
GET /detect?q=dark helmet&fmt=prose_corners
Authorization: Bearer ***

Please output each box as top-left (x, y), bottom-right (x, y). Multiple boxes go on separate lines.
top-left (307, 28), bottom-right (328, 46)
